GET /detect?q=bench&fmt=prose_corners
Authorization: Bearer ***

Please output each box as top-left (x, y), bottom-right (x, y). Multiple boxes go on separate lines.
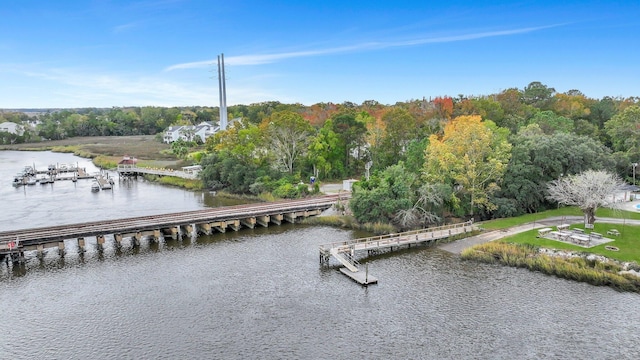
top-left (590, 232), bottom-right (603, 239)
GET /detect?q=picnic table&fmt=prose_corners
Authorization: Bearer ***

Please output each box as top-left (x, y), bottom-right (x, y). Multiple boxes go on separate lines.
top-left (557, 224), bottom-right (570, 231)
top-left (607, 229), bottom-right (620, 236)
top-left (570, 234), bottom-right (590, 246)
top-left (551, 230), bottom-right (572, 242)
top-left (537, 227), bottom-right (553, 237)
top-left (590, 232), bottom-right (603, 239)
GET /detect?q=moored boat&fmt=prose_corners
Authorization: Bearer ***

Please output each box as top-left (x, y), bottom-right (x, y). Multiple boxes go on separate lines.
top-left (12, 174), bottom-right (24, 187)
top-left (91, 182), bottom-right (100, 192)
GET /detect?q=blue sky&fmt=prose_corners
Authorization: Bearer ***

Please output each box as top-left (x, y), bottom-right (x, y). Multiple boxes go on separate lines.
top-left (1, 0), bottom-right (638, 108)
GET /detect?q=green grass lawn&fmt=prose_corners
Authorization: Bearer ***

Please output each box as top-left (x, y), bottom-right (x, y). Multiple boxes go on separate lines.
top-left (475, 205), bottom-right (640, 263)
top-left (478, 207), bottom-right (583, 230)
top-left (498, 222), bottom-right (640, 263)
top-left (479, 206), bottom-right (640, 230)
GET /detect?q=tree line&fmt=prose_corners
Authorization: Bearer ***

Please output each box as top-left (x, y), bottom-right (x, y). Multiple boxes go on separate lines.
top-left (2, 81), bottom-right (640, 227)
top-left (199, 81), bottom-right (640, 228)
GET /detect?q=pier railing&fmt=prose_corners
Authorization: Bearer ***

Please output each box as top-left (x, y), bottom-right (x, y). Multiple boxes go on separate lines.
top-left (319, 220), bottom-right (475, 255)
top-left (117, 166), bottom-right (198, 180)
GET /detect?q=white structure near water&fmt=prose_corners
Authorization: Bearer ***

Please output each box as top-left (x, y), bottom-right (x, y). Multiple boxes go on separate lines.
top-left (0, 121), bottom-right (24, 135)
top-left (163, 122), bottom-right (218, 144)
top-left (342, 179), bottom-right (358, 192)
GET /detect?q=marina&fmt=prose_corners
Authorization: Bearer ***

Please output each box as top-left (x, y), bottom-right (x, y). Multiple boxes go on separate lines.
top-left (11, 162), bottom-right (95, 187)
top-left (12, 155), bottom-right (200, 189)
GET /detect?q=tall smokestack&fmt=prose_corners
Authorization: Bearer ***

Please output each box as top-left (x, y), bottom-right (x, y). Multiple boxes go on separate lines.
top-left (221, 53), bottom-right (228, 130)
top-left (217, 54), bottom-right (228, 131)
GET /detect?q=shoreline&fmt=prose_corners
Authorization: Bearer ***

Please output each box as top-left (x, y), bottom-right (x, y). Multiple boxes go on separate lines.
top-left (444, 216), bottom-right (640, 292)
top-left (439, 215), bottom-right (640, 254)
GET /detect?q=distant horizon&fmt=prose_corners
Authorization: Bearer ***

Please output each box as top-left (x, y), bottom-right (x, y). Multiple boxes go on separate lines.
top-left (1, 1), bottom-right (639, 108)
top-left (1, 84), bottom-right (638, 112)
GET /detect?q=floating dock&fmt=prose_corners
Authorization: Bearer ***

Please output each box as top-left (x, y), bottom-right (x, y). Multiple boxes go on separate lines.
top-left (12, 163), bottom-right (107, 187)
top-left (339, 267), bottom-right (378, 285)
top-left (96, 174), bottom-right (113, 190)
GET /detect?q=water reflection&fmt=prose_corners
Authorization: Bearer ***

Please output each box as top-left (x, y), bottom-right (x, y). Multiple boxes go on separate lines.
top-left (1, 151), bottom-right (639, 359)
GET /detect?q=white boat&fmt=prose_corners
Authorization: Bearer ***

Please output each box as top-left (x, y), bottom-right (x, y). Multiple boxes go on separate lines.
top-left (25, 177), bottom-right (37, 185)
top-left (91, 182), bottom-right (100, 192)
top-left (23, 166), bottom-right (36, 176)
top-left (12, 174), bottom-right (24, 187)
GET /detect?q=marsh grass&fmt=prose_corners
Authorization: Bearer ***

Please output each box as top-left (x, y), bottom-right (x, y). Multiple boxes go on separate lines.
top-left (301, 215), bottom-right (396, 235)
top-left (462, 242), bottom-right (640, 293)
top-left (92, 155), bottom-right (118, 169)
top-left (258, 192), bottom-right (276, 202)
top-left (156, 176), bottom-right (204, 190)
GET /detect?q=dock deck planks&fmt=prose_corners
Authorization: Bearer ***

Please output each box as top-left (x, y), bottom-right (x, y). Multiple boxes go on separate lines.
top-left (339, 268), bottom-right (378, 285)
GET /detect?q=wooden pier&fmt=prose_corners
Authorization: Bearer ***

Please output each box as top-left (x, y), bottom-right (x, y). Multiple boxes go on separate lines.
top-left (0, 194), bottom-right (349, 262)
top-left (116, 156), bottom-right (198, 180)
top-left (117, 165), bottom-right (198, 180)
top-left (319, 221), bottom-right (477, 284)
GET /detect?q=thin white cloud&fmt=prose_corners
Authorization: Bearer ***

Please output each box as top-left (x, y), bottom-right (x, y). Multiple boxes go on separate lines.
top-left (113, 22), bottom-right (138, 33)
top-left (164, 24), bottom-right (561, 71)
top-left (12, 66), bottom-right (215, 106)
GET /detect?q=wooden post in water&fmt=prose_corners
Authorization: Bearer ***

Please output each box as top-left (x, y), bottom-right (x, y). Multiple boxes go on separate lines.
top-left (96, 235), bottom-right (105, 251)
top-left (114, 234), bottom-right (123, 248)
top-left (365, 264), bottom-right (369, 285)
top-left (58, 241), bottom-right (65, 257)
top-left (133, 232), bottom-right (142, 247)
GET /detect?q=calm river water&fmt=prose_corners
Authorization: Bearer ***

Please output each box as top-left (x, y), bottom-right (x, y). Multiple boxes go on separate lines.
top-left (0, 151), bottom-right (638, 359)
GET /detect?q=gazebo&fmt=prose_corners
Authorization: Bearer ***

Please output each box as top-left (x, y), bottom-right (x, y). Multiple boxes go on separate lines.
top-left (117, 155), bottom-right (138, 176)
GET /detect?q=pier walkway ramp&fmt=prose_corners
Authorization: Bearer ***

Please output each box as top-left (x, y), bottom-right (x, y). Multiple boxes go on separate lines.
top-left (319, 221), bottom-right (477, 285)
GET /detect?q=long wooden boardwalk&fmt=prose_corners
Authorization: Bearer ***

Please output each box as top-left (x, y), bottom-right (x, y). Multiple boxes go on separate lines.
top-left (117, 165), bottom-right (198, 180)
top-left (0, 194), bottom-right (349, 260)
top-left (319, 221), bottom-right (477, 284)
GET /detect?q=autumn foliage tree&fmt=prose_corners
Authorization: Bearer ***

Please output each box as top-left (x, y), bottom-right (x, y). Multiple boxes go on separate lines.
top-left (433, 96), bottom-right (454, 120)
top-left (424, 115), bottom-right (511, 217)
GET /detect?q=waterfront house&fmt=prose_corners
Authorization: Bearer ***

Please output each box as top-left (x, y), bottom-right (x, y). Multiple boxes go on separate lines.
top-left (163, 122), bottom-right (219, 144)
top-left (0, 121), bottom-right (24, 135)
top-left (163, 125), bottom-right (184, 143)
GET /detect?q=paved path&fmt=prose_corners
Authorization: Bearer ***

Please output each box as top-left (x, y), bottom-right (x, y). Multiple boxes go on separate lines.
top-left (319, 182), bottom-right (344, 194)
top-left (438, 216), bottom-right (640, 254)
